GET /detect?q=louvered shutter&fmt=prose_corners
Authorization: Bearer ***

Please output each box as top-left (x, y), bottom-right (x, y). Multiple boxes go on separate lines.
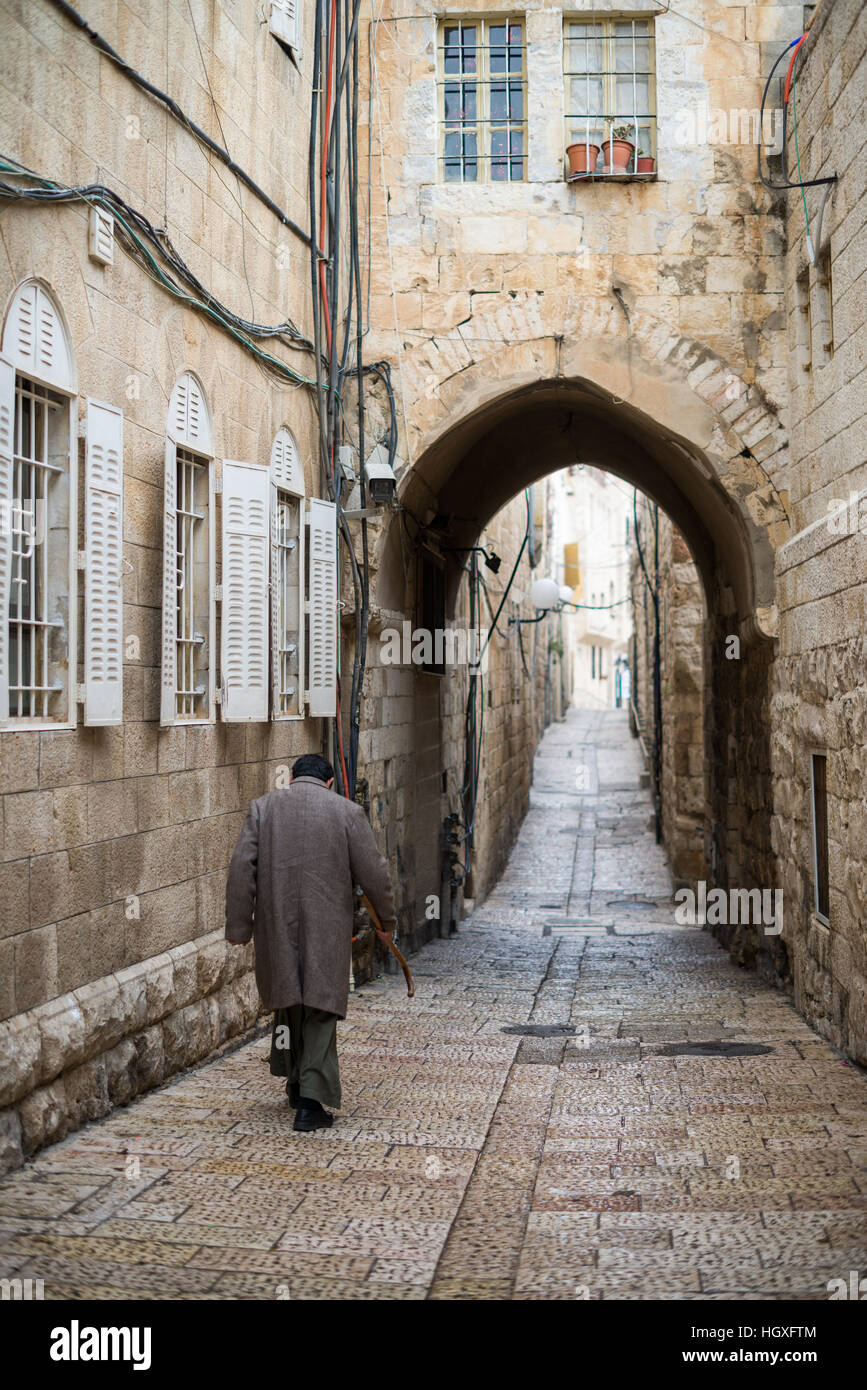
top-left (306, 497), bottom-right (337, 717)
top-left (0, 357), bottom-right (13, 723)
top-left (270, 0), bottom-right (300, 54)
top-left (221, 460), bottom-right (269, 722)
top-left (160, 434), bottom-right (178, 726)
top-left (3, 282), bottom-right (74, 390)
top-left (84, 399), bottom-right (124, 725)
top-left (270, 429), bottom-right (304, 720)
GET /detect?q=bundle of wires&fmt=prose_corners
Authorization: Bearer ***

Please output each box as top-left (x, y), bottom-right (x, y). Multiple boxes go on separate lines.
top-left (309, 0), bottom-right (400, 801)
top-left (0, 155), bottom-right (318, 389)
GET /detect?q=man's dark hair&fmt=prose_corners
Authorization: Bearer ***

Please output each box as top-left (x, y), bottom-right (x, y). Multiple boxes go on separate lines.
top-left (291, 754), bottom-right (335, 784)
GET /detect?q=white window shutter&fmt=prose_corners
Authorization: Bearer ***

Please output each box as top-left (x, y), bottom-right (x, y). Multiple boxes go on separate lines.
top-left (306, 497), bottom-right (337, 717)
top-left (221, 460), bottom-right (269, 722)
top-left (270, 484), bottom-right (281, 719)
top-left (0, 356), bottom-right (13, 723)
top-left (270, 0), bottom-right (300, 55)
top-left (271, 427), bottom-right (303, 495)
top-left (160, 434), bottom-right (178, 726)
top-left (83, 399), bottom-right (124, 725)
top-left (3, 282), bottom-right (74, 390)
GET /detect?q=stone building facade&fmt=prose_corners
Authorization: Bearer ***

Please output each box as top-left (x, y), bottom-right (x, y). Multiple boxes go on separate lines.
top-left (0, 0), bottom-right (865, 1173)
top-left (629, 498), bottom-right (706, 886)
top-left (625, 0), bottom-right (867, 1055)
top-left (0, 0), bottom-right (558, 1170)
top-left (770, 0), bottom-right (867, 1060)
top-left (360, 0), bottom-right (865, 1065)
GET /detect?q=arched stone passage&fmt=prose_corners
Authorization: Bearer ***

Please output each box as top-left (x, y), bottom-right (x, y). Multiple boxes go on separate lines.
top-left (384, 306), bottom-right (789, 631)
top-left (367, 317), bottom-right (790, 978)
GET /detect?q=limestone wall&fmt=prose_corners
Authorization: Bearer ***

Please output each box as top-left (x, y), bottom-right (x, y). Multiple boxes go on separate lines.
top-left (362, 0), bottom-right (793, 399)
top-left (772, 0), bottom-right (867, 1063)
top-left (629, 501), bottom-right (706, 887)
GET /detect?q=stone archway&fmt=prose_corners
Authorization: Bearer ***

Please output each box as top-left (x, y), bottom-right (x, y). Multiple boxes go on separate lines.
top-left (365, 308), bottom-right (790, 975)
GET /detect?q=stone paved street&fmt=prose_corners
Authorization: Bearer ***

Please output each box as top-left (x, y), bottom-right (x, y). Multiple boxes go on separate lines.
top-left (1, 710), bottom-right (865, 1301)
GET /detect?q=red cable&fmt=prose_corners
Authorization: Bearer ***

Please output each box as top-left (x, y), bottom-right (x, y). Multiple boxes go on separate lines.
top-left (784, 34), bottom-right (806, 103)
top-left (317, 0), bottom-right (348, 793)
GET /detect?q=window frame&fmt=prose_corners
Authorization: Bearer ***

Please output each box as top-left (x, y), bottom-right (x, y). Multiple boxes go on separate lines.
top-left (0, 281), bottom-right (78, 732)
top-left (270, 426), bottom-right (305, 721)
top-left (161, 372), bottom-right (216, 728)
top-left (563, 12), bottom-right (657, 179)
top-left (174, 443), bottom-right (215, 723)
top-left (6, 372), bottom-right (77, 729)
top-left (438, 15), bottom-right (528, 185)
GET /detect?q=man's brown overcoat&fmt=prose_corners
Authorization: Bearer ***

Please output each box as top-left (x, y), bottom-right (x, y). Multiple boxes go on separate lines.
top-left (225, 776), bottom-right (396, 1018)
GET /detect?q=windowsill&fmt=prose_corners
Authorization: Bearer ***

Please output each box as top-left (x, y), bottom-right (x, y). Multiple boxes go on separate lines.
top-left (567, 171), bottom-right (658, 184)
top-left (1, 719), bottom-right (76, 733)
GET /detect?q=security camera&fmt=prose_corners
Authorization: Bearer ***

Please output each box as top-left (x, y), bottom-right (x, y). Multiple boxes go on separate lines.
top-left (364, 445), bottom-right (396, 507)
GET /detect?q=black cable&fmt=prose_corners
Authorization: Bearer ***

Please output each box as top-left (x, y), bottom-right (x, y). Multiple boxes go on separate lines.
top-left (475, 489), bottom-right (532, 665)
top-left (0, 160), bottom-right (315, 369)
top-left (757, 37), bottom-right (836, 193)
top-left (45, 0), bottom-right (318, 251)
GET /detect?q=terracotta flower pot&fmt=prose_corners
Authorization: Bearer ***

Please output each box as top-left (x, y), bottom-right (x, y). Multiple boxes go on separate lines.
top-left (566, 142), bottom-right (599, 176)
top-left (636, 155), bottom-right (655, 173)
top-left (601, 138), bottom-right (634, 173)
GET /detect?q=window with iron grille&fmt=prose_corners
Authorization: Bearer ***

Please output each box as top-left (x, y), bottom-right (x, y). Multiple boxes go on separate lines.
top-left (564, 15), bottom-right (656, 176)
top-left (439, 18), bottom-right (526, 183)
top-left (8, 374), bottom-right (72, 722)
top-left (275, 492), bottom-right (302, 716)
top-left (174, 446), bottom-right (211, 719)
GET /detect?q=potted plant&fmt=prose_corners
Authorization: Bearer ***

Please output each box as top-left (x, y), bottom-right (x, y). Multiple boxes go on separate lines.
top-left (601, 124), bottom-right (635, 173)
top-left (635, 147), bottom-right (655, 174)
top-left (566, 140), bottom-right (599, 176)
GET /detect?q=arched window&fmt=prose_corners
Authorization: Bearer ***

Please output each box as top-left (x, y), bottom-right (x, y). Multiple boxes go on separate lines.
top-left (0, 281), bottom-right (76, 727)
top-left (270, 427), bottom-right (305, 719)
top-left (161, 373), bottom-right (216, 724)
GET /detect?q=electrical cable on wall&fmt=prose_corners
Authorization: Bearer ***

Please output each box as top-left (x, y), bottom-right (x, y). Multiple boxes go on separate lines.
top-left (45, 0), bottom-right (315, 252)
top-left (0, 157), bottom-right (318, 386)
top-left (757, 32), bottom-right (836, 265)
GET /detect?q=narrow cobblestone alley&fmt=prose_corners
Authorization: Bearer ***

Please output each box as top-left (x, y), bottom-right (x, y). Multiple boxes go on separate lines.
top-left (1, 710), bottom-right (865, 1302)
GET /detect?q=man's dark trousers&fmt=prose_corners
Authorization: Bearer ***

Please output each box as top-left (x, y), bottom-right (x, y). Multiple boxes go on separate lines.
top-left (269, 1006), bottom-right (341, 1108)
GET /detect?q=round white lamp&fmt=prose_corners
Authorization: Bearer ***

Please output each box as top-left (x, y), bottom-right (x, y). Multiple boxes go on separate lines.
top-left (529, 577), bottom-right (561, 610)
top-left (559, 585), bottom-right (573, 604)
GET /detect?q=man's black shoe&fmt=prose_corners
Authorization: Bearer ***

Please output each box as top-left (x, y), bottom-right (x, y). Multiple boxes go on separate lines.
top-left (293, 1104), bottom-right (333, 1132)
top-left (285, 1080), bottom-right (300, 1107)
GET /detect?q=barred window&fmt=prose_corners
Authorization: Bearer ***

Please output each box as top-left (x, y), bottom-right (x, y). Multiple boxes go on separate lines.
top-left (439, 18), bottom-right (526, 183)
top-left (174, 446), bottom-right (211, 720)
top-left (564, 16), bottom-right (656, 176)
top-left (8, 375), bottom-right (73, 721)
top-left (270, 427), bottom-right (304, 720)
top-left (161, 372), bottom-right (215, 727)
top-left (275, 494), bottom-right (302, 715)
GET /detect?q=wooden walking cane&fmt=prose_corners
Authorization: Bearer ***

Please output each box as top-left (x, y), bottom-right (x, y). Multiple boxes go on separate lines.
top-left (359, 891), bottom-right (415, 999)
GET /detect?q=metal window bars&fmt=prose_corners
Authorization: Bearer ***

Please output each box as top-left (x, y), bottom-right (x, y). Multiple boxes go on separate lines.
top-left (276, 493), bottom-right (300, 715)
top-left (175, 446), bottom-right (208, 718)
top-left (9, 376), bottom-right (66, 719)
top-left (564, 18), bottom-right (656, 179)
top-left (440, 20), bottom-right (527, 183)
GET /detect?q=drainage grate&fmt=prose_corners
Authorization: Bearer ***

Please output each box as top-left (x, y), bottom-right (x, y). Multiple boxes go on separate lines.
top-left (654, 1041), bottom-right (774, 1058)
top-left (502, 1023), bottom-right (576, 1037)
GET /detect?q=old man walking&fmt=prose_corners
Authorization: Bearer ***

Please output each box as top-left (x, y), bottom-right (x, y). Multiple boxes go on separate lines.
top-left (225, 754), bottom-right (396, 1131)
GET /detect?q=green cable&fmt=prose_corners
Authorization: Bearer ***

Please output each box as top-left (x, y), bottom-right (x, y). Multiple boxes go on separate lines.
top-left (790, 41), bottom-right (812, 259)
top-left (0, 159), bottom-right (327, 392)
